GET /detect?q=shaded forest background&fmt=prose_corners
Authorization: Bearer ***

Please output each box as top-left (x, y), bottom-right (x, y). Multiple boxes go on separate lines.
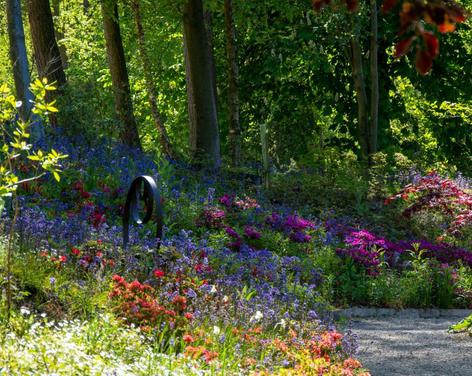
top-left (1, 0), bottom-right (471, 174)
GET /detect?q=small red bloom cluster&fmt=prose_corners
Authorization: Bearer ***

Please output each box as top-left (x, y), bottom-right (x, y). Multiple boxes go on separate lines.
top-left (109, 271), bottom-right (198, 332)
top-left (185, 345), bottom-right (219, 364)
top-left (39, 251), bottom-right (67, 267)
top-left (71, 241), bottom-right (115, 269)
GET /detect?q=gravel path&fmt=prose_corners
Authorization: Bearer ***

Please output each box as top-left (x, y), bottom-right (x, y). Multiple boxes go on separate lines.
top-left (350, 317), bottom-right (472, 376)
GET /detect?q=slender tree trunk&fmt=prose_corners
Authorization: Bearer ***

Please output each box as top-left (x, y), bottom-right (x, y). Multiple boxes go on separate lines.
top-left (182, 0), bottom-right (220, 168)
top-left (131, 0), bottom-right (174, 158)
top-left (224, 0), bottom-right (241, 167)
top-left (51, 0), bottom-right (68, 70)
top-left (204, 10), bottom-right (217, 106)
top-left (102, 0), bottom-right (141, 149)
top-left (183, 33), bottom-right (197, 151)
top-left (27, 0), bottom-right (66, 87)
top-left (5, 0), bottom-right (43, 140)
top-left (83, 0), bottom-right (89, 14)
top-left (369, 0), bottom-right (379, 156)
top-left (349, 37), bottom-right (369, 161)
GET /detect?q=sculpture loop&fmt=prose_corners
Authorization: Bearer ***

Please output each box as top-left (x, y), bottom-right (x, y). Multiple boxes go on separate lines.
top-left (123, 175), bottom-right (163, 250)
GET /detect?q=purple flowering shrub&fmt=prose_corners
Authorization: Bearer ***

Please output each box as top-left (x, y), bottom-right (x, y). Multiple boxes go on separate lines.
top-left (337, 229), bottom-right (472, 272)
top-left (194, 192), bottom-right (321, 254)
top-left (333, 228), bottom-right (472, 307)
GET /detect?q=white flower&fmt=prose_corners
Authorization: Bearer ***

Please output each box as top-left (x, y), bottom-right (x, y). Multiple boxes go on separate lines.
top-left (20, 306), bottom-right (30, 315)
top-left (250, 310), bottom-right (263, 322)
top-left (222, 295), bottom-right (229, 303)
top-left (213, 326), bottom-right (221, 335)
top-left (210, 285), bottom-right (217, 294)
top-left (276, 319), bottom-right (287, 329)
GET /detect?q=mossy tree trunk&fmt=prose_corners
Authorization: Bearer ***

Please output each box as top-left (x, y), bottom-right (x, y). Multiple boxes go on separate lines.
top-left (102, 0), bottom-right (141, 150)
top-left (182, 0), bottom-right (220, 168)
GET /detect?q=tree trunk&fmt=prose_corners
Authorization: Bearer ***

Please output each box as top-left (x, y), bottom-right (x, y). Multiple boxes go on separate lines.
top-left (51, 0), bottom-right (68, 70)
top-left (224, 0), bottom-right (241, 167)
top-left (349, 37), bottom-right (369, 161)
top-left (131, 0), bottom-right (174, 158)
top-left (369, 0), bottom-right (379, 156)
top-left (101, 0), bottom-right (141, 149)
top-left (83, 0), bottom-right (89, 14)
top-left (182, 0), bottom-right (220, 168)
top-left (27, 0), bottom-right (66, 87)
top-left (204, 10), bottom-right (217, 107)
top-left (5, 0), bottom-right (43, 139)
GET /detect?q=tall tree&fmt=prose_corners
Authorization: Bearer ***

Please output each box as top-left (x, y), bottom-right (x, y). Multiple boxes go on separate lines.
top-left (369, 0), bottom-right (379, 156)
top-left (131, 0), bottom-right (174, 158)
top-left (27, 0), bottom-right (66, 87)
top-left (102, 0), bottom-right (141, 149)
top-left (224, 0), bottom-right (241, 167)
top-left (5, 0), bottom-right (43, 139)
top-left (182, 0), bottom-right (220, 168)
top-left (349, 36), bottom-right (369, 161)
top-left (204, 10), bottom-right (217, 107)
top-left (51, 0), bottom-right (68, 70)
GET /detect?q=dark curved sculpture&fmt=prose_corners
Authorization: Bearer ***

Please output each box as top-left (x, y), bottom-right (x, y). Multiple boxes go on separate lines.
top-left (123, 175), bottom-right (163, 249)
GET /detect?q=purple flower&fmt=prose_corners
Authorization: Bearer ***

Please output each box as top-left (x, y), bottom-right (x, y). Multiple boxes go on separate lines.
top-left (225, 227), bottom-right (240, 239)
top-left (219, 194), bottom-right (234, 208)
top-left (244, 226), bottom-right (261, 240)
top-left (290, 231), bottom-right (311, 243)
top-left (266, 212), bottom-right (283, 229)
top-left (284, 215), bottom-right (315, 232)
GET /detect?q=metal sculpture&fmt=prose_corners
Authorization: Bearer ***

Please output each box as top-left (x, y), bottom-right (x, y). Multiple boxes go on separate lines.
top-left (123, 175), bottom-right (163, 249)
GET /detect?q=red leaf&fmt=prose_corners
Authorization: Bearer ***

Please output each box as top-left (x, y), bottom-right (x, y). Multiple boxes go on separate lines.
top-left (454, 12), bottom-right (466, 23)
top-left (381, 0), bottom-right (399, 13)
top-left (394, 37), bottom-right (414, 58)
top-left (415, 50), bottom-right (433, 75)
top-left (423, 31), bottom-right (439, 58)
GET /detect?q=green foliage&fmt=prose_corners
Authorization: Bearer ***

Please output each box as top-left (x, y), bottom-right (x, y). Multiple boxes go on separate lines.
top-left (389, 76), bottom-right (472, 172)
top-left (332, 248), bottom-right (466, 309)
top-left (450, 314), bottom-right (472, 335)
top-left (0, 80), bottom-right (67, 198)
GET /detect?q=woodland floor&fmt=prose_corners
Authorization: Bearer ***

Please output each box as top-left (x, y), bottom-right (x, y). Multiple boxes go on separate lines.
top-left (351, 317), bottom-right (472, 376)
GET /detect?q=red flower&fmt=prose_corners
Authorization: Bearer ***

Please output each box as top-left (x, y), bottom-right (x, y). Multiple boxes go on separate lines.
top-left (81, 191), bottom-right (92, 199)
top-left (153, 269), bottom-right (165, 278)
top-left (59, 255), bottom-right (67, 263)
top-left (71, 248), bottom-right (80, 256)
top-left (112, 275), bottom-right (125, 284)
top-left (184, 312), bottom-right (194, 320)
top-left (183, 334), bottom-right (194, 343)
